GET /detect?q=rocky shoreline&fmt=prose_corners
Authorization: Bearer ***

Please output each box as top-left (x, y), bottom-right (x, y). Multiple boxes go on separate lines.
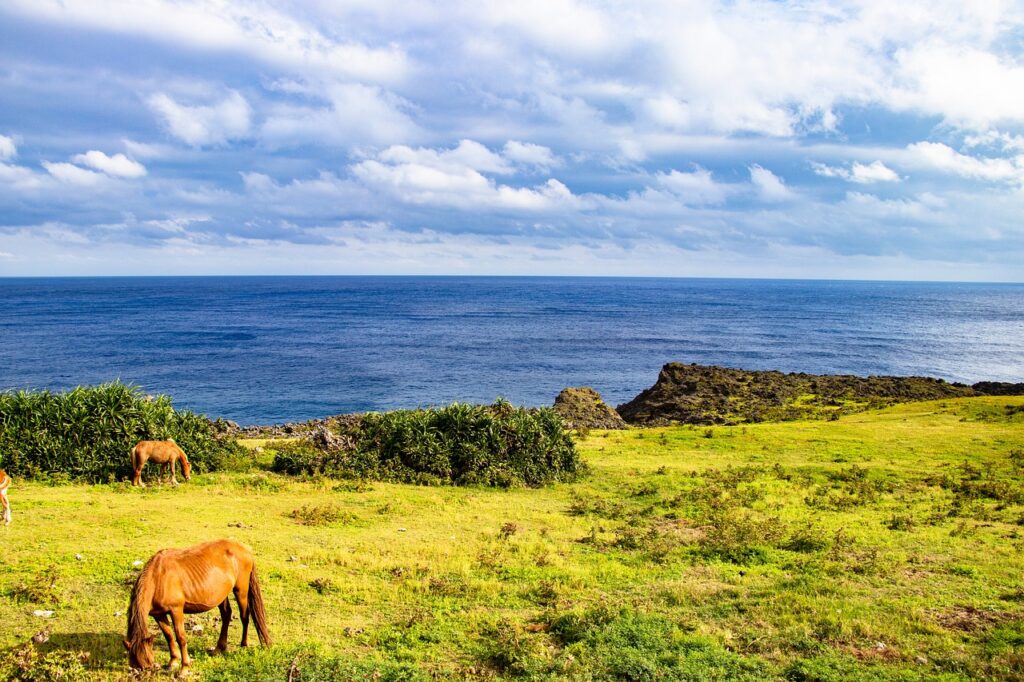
top-left (212, 363), bottom-right (1024, 435)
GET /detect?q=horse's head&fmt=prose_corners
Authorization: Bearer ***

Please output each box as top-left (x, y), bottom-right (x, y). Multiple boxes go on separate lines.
top-left (124, 635), bottom-right (155, 670)
top-left (181, 457), bottom-right (192, 481)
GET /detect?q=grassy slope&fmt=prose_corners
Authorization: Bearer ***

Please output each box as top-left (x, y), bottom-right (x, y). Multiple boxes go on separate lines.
top-left (1, 397), bottom-right (1022, 680)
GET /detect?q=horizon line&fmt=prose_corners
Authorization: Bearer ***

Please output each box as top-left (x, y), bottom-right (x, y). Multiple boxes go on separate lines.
top-left (1, 274), bottom-right (1023, 285)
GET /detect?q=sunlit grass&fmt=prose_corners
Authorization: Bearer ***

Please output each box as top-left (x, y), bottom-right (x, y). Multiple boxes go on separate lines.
top-left (1, 397), bottom-right (1022, 680)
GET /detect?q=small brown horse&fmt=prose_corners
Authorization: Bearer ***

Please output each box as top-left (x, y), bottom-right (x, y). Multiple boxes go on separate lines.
top-left (130, 439), bottom-right (191, 486)
top-left (125, 539), bottom-right (270, 670)
top-left (0, 469), bottom-right (10, 525)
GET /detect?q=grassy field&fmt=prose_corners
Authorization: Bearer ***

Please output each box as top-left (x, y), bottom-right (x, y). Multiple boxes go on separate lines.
top-left (2, 397), bottom-right (1023, 680)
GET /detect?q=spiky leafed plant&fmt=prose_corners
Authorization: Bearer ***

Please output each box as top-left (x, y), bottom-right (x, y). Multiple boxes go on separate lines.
top-left (0, 382), bottom-right (242, 482)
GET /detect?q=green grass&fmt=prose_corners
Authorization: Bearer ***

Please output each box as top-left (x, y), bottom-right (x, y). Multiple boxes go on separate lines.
top-left (2, 397), bottom-right (1023, 680)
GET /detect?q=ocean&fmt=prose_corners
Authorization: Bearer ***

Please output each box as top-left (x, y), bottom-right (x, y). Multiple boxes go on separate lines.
top-left (0, 277), bottom-right (1021, 425)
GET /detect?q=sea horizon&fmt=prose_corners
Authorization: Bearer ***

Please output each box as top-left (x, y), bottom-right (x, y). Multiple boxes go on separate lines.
top-left (3, 274), bottom-right (1024, 285)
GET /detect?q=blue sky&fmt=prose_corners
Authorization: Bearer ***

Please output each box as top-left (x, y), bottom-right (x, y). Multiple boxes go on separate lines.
top-left (1, 1), bottom-right (1023, 280)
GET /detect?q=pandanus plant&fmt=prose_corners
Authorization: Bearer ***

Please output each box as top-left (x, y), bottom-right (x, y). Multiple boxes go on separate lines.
top-left (0, 382), bottom-right (241, 482)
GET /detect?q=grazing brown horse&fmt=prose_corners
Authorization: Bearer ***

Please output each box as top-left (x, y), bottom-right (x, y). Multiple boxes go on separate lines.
top-left (124, 539), bottom-right (270, 670)
top-left (130, 439), bottom-right (191, 486)
top-left (0, 469), bottom-right (10, 525)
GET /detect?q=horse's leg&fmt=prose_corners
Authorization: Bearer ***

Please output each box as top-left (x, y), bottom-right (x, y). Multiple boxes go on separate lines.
top-left (155, 614), bottom-right (180, 669)
top-left (1, 489), bottom-right (10, 526)
top-left (169, 458), bottom-right (179, 486)
top-left (213, 598), bottom-right (231, 654)
top-left (169, 606), bottom-right (191, 668)
top-left (234, 583), bottom-right (251, 647)
top-left (132, 460), bottom-right (144, 487)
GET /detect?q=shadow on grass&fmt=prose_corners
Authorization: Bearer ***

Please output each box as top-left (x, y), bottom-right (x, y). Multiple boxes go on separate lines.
top-left (40, 631), bottom-right (124, 672)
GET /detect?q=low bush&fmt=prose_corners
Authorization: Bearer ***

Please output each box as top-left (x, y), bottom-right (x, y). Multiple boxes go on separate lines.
top-left (0, 382), bottom-right (244, 481)
top-left (288, 504), bottom-right (357, 527)
top-left (479, 617), bottom-right (546, 676)
top-left (273, 399), bottom-right (583, 488)
top-left (698, 510), bottom-right (786, 564)
top-left (270, 440), bottom-right (341, 476)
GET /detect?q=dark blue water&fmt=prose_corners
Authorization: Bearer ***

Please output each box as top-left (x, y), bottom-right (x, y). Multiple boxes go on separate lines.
top-left (1, 277), bottom-right (1022, 424)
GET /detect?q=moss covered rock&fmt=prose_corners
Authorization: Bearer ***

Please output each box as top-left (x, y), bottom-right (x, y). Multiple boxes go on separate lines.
top-left (617, 363), bottom-right (977, 426)
top-left (553, 387), bottom-right (627, 430)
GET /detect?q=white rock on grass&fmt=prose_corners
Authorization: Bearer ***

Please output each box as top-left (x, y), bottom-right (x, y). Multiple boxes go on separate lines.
top-left (32, 610), bottom-right (54, 618)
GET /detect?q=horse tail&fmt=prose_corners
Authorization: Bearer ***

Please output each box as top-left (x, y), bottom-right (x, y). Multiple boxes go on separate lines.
top-left (248, 564), bottom-right (271, 646)
top-left (127, 559), bottom-right (155, 646)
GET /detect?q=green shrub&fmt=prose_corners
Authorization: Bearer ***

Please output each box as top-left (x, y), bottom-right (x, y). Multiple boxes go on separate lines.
top-left (270, 440), bottom-right (340, 475)
top-left (479, 617), bottom-right (546, 676)
top-left (698, 510), bottom-right (786, 564)
top-left (884, 514), bottom-right (917, 531)
top-left (275, 399), bottom-right (583, 488)
top-left (0, 382), bottom-right (244, 482)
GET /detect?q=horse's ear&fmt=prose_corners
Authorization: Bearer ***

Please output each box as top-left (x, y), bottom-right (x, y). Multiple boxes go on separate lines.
top-left (123, 639), bottom-right (131, 651)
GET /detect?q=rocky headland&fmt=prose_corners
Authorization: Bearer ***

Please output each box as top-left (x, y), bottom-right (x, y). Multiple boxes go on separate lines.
top-left (616, 362), bottom-right (1022, 426)
top-left (212, 364), bottom-right (1023, 434)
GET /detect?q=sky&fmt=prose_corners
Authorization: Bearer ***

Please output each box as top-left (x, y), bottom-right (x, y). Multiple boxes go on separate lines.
top-left (1, 1), bottom-right (1023, 280)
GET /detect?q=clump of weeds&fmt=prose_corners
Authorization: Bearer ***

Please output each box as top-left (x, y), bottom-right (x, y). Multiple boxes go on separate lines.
top-left (9, 566), bottom-right (62, 605)
top-left (288, 504), bottom-right (357, 526)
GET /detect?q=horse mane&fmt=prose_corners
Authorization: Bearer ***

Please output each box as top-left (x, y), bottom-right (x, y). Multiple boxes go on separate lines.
top-left (127, 559), bottom-right (155, 647)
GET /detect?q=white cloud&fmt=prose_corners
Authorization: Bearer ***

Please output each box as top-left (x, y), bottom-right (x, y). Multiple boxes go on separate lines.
top-left (906, 142), bottom-right (1023, 183)
top-left (261, 83), bottom-right (418, 148)
top-left (148, 91), bottom-right (251, 147)
top-left (121, 139), bottom-right (176, 160)
top-left (502, 141), bottom-right (559, 169)
top-left (749, 165), bottom-right (794, 202)
top-left (472, 0), bottom-right (617, 59)
top-left (963, 130), bottom-right (1024, 153)
top-left (0, 161), bottom-right (45, 190)
top-left (812, 160), bottom-right (900, 184)
top-left (892, 42), bottom-right (1024, 130)
top-left (0, 135), bottom-right (16, 160)
top-left (3, 0), bottom-right (408, 85)
top-left (72, 150), bottom-right (146, 178)
top-left (377, 140), bottom-right (511, 175)
top-left (352, 141), bottom-right (580, 211)
top-left (656, 167), bottom-right (731, 205)
top-left (842, 191), bottom-right (943, 220)
top-left (41, 161), bottom-right (106, 186)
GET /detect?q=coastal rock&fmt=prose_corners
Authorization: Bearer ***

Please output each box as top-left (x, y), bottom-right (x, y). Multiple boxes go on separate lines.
top-left (972, 381), bottom-right (1024, 396)
top-left (208, 418), bottom-right (241, 436)
top-left (617, 362), bottom-right (976, 426)
top-left (237, 413), bottom-right (364, 439)
top-left (307, 425), bottom-right (355, 453)
top-left (553, 387), bottom-right (627, 430)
